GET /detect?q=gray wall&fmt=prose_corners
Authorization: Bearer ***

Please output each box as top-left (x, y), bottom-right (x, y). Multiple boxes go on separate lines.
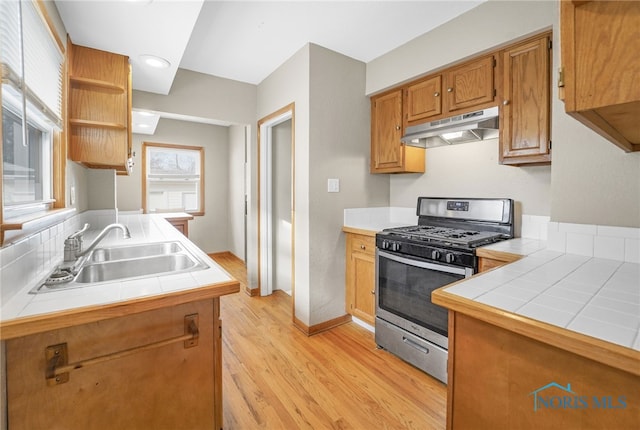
top-left (227, 125), bottom-right (247, 260)
top-left (307, 44), bottom-right (389, 325)
top-left (257, 44), bottom-right (389, 326)
top-left (256, 45), bottom-right (311, 322)
top-left (272, 119), bottom-right (292, 293)
top-left (133, 69), bottom-right (257, 126)
top-left (128, 73), bottom-right (257, 256)
top-left (367, 0), bottom-right (640, 228)
top-left (116, 119), bottom-right (231, 254)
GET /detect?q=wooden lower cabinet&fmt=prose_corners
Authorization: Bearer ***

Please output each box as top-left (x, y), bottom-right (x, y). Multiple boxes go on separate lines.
top-left (5, 299), bottom-right (223, 430)
top-left (447, 313), bottom-right (640, 430)
top-left (345, 232), bottom-right (376, 325)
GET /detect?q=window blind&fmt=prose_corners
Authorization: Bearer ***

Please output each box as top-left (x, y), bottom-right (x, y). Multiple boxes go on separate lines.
top-left (0, 0), bottom-right (63, 128)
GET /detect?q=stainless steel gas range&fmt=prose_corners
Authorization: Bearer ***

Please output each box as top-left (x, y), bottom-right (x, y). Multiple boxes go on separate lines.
top-left (375, 197), bottom-right (514, 384)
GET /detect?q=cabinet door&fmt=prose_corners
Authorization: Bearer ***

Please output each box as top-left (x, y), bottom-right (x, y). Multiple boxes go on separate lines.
top-left (445, 56), bottom-right (495, 112)
top-left (6, 300), bottom-right (221, 429)
top-left (351, 251), bottom-right (375, 325)
top-left (371, 89), bottom-right (404, 172)
top-left (561, 0), bottom-right (640, 152)
top-left (345, 233), bottom-right (376, 325)
top-left (500, 35), bottom-right (551, 165)
top-left (405, 75), bottom-right (442, 124)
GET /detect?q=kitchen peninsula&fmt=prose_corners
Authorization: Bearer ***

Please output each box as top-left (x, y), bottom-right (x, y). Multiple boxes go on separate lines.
top-left (0, 214), bottom-right (239, 429)
top-left (433, 241), bottom-right (640, 429)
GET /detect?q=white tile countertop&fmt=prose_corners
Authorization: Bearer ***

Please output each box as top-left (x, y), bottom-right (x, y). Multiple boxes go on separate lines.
top-left (343, 207), bottom-right (417, 232)
top-left (0, 214), bottom-right (237, 328)
top-left (444, 250), bottom-right (640, 351)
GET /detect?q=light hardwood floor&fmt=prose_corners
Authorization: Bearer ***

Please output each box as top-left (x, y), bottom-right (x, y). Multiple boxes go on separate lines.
top-left (211, 253), bottom-right (447, 430)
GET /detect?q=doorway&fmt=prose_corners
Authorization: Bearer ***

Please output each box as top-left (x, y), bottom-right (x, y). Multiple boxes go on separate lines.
top-left (258, 104), bottom-right (295, 299)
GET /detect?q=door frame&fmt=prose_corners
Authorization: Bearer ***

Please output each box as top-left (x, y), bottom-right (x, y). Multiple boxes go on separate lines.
top-left (257, 103), bottom-right (295, 308)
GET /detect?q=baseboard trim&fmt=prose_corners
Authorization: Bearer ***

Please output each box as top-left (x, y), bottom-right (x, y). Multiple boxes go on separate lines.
top-left (245, 287), bottom-right (259, 296)
top-left (293, 314), bottom-right (352, 336)
top-left (207, 251), bottom-right (244, 263)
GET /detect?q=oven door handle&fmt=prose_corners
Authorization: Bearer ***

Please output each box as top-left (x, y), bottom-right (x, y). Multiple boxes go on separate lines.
top-left (377, 250), bottom-right (470, 276)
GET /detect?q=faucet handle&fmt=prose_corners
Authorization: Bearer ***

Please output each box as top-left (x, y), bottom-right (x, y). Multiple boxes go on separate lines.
top-left (68, 223), bottom-right (90, 240)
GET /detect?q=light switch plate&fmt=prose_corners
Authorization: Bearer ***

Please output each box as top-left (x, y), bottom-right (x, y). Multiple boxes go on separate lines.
top-left (327, 178), bottom-right (340, 193)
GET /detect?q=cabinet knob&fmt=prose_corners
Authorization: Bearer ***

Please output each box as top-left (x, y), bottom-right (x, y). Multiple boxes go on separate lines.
top-left (371, 290), bottom-right (375, 295)
top-left (395, 125), bottom-right (401, 131)
top-left (360, 244), bottom-right (366, 250)
top-left (447, 87), bottom-right (453, 92)
top-left (503, 100), bottom-right (510, 105)
top-left (434, 92), bottom-right (440, 97)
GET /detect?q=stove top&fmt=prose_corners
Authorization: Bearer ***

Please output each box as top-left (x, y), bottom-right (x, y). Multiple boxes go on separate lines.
top-left (375, 197), bottom-right (514, 269)
top-left (383, 225), bottom-right (506, 248)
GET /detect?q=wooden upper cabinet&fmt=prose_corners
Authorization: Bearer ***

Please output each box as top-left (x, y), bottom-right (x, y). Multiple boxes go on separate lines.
top-left (445, 55), bottom-right (495, 112)
top-left (500, 33), bottom-right (551, 165)
top-left (404, 75), bottom-right (442, 125)
top-left (560, 0), bottom-right (640, 152)
top-left (370, 89), bottom-right (425, 174)
top-left (67, 39), bottom-right (133, 174)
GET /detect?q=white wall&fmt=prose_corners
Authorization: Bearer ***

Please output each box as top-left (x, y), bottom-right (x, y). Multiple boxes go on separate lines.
top-left (368, 0), bottom-right (640, 228)
top-left (116, 119), bottom-right (231, 254)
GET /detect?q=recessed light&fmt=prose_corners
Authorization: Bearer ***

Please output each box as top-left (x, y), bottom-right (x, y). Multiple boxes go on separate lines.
top-left (136, 123), bottom-right (150, 129)
top-left (136, 110), bottom-right (155, 117)
top-left (140, 54), bottom-right (170, 69)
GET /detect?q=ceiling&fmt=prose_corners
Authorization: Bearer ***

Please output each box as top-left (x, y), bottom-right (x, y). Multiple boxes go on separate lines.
top-left (55, 0), bottom-right (485, 133)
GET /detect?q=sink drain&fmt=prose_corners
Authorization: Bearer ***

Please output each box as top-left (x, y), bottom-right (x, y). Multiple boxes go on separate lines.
top-left (45, 270), bottom-right (74, 285)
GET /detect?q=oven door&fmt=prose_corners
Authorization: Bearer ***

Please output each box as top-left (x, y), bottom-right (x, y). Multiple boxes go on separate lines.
top-left (375, 250), bottom-right (473, 350)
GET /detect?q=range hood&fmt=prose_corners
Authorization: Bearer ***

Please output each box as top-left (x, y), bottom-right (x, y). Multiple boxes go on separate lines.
top-left (401, 106), bottom-right (499, 148)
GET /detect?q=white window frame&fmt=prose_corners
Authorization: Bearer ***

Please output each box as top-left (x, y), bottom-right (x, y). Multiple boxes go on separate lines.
top-left (142, 142), bottom-right (205, 216)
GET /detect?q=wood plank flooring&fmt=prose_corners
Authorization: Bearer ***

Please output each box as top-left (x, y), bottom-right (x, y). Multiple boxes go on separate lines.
top-left (211, 253), bottom-right (447, 430)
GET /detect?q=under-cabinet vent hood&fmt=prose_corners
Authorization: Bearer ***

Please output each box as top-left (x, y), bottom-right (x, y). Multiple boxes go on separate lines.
top-left (401, 106), bottom-right (499, 148)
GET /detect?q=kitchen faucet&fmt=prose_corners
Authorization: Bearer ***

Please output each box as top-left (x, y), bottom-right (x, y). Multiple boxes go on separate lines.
top-left (63, 223), bottom-right (131, 269)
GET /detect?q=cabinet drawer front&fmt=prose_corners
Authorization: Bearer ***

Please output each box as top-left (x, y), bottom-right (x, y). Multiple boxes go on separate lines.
top-left (350, 235), bottom-right (375, 255)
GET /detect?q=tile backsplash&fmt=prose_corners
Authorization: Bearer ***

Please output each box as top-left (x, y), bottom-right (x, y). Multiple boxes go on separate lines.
top-left (0, 210), bottom-right (117, 308)
top-left (547, 222), bottom-right (640, 263)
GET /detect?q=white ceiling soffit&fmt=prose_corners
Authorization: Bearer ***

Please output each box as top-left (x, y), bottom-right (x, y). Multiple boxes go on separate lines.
top-left (55, 1), bottom-right (485, 94)
top-left (181, 0), bottom-right (486, 85)
top-left (132, 109), bottom-right (233, 135)
top-left (56, 0), bottom-right (204, 95)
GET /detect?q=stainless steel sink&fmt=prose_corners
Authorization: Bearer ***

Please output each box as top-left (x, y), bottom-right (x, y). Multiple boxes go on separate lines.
top-left (88, 241), bottom-right (183, 262)
top-left (76, 254), bottom-right (198, 283)
top-left (31, 241), bottom-right (208, 293)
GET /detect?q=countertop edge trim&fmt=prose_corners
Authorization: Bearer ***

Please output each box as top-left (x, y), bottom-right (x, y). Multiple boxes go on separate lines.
top-left (432, 288), bottom-right (640, 376)
top-left (342, 226), bottom-right (378, 236)
top-left (475, 248), bottom-right (523, 262)
top-left (0, 281), bottom-right (240, 340)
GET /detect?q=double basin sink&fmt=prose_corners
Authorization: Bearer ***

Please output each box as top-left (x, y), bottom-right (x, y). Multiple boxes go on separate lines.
top-left (32, 241), bottom-right (208, 293)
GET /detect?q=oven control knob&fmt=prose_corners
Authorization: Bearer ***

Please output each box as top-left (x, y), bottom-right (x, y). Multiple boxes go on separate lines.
top-left (390, 242), bottom-right (401, 252)
top-left (445, 253), bottom-right (456, 264)
top-left (381, 240), bottom-right (389, 250)
top-left (431, 250), bottom-right (441, 260)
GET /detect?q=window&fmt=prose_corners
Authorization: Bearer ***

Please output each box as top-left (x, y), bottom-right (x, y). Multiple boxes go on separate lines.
top-left (142, 142), bottom-right (204, 215)
top-left (2, 86), bottom-right (53, 212)
top-left (1, 0), bottom-right (64, 220)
